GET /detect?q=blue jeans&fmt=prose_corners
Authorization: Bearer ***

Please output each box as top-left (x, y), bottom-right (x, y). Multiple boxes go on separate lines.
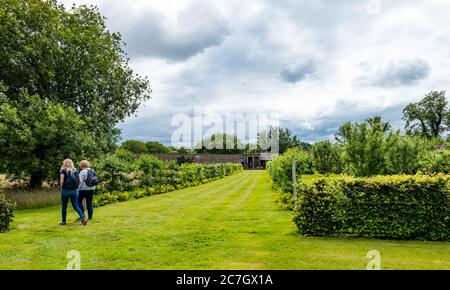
top-left (61, 189), bottom-right (85, 223)
top-left (78, 190), bottom-right (94, 220)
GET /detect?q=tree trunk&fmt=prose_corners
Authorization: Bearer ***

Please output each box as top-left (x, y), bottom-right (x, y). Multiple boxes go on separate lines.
top-left (29, 172), bottom-right (44, 189)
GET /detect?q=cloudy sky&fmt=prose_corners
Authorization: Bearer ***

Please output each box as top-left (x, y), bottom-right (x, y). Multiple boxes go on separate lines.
top-left (66, 0), bottom-right (450, 144)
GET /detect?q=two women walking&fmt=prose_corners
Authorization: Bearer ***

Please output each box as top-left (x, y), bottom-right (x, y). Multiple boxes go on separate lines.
top-left (59, 159), bottom-right (98, 226)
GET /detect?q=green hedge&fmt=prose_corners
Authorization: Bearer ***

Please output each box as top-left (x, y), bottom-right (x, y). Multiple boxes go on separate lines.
top-left (293, 175), bottom-right (450, 241)
top-left (271, 174), bottom-right (343, 210)
top-left (93, 162), bottom-right (243, 207)
top-left (0, 193), bottom-right (15, 232)
top-left (267, 148), bottom-right (313, 194)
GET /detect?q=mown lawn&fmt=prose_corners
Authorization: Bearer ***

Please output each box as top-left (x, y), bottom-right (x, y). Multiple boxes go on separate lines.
top-left (0, 170), bottom-right (449, 270)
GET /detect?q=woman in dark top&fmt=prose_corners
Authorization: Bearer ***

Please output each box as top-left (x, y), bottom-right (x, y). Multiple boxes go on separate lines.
top-left (60, 159), bottom-right (88, 226)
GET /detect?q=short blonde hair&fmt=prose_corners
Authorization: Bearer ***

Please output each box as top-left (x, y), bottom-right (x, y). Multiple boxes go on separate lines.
top-left (61, 159), bottom-right (75, 171)
top-left (79, 160), bottom-right (90, 169)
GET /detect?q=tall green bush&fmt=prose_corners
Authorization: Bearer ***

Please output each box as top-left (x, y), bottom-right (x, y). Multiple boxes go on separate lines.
top-left (267, 148), bottom-right (313, 193)
top-left (310, 141), bottom-right (343, 174)
top-left (94, 154), bottom-right (137, 193)
top-left (336, 117), bottom-right (391, 176)
top-left (418, 150), bottom-right (450, 174)
top-left (384, 134), bottom-right (424, 174)
top-left (0, 192), bottom-right (15, 232)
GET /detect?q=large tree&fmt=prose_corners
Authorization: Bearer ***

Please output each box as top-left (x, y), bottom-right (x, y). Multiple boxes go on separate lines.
top-left (258, 127), bottom-right (310, 154)
top-left (0, 85), bottom-right (95, 187)
top-left (402, 91), bottom-right (449, 138)
top-left (0, 0), bottom-right (151, 151)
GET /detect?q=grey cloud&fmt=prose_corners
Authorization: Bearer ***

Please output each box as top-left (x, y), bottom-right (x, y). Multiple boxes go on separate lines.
top-left (118, 112), bottom-right (176, 144)
top-left (284, 102), bottom-right (407, 143)
top-left (358, 59), bottom-right (430, 88)
top-left (118, 2), bottom-right (230, 61)
top-left (279, 59), bottom-right (316, 83)
top-left (78, 0), bottom-right (444, 144)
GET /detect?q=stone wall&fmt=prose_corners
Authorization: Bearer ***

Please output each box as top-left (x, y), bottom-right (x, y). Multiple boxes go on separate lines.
top-left (152, 153), bottom-right (275, 169)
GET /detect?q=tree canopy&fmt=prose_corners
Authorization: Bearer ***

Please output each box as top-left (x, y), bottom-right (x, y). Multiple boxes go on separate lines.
top-left (120, 140), bottom-right (174, 155)
top-left (258, 127), bottom-right (311, 154)
top-left (0, 0), bottom-right (151, 151)
top-left (196, 133), bottom-right (245, 154)
top-left (403, 91), bottom-right (449, 138)
top-left (0, 85), bottom-right (95, 187)
top-left (0, 0), bottom-right (151, 186)
top-left (336, 116), bottom-right (391, 176)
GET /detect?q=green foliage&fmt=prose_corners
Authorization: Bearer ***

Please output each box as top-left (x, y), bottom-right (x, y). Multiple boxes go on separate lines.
top-left (278, 128), bottom-right (311, 153)
top-left (293, 175), bottom-right (450, 241)
top-left (115, 147), bottom-right (136, 163)
top-left (267, 148), bottom-right (313, 193)
top-left (137, 155), bottom-right (164, 188)
top-left (310, 141), bottom-right (343, 174)
top-left (146, 141), bottom-right (174, 154)
top-left (120, 140), bottom-right (174, 155)
top-left (94, 154), bottom-right (137, 193)
top-left (0, 192), bottom-right (15, 233)
top-left (0, 88), bottom-right (95, 187)
top-left (138, 155), bottom-right (163, 174)
top-left (293, 179), bottom-right (342, 236)
top-left (258, 127), bottom-right (311, 153)
top-left (0, 0), bottom-right (151, 152)
top-left (384, 133), bottom-right (425, 174)
top-left (336, 116), bottom-right (391, 176)
top-left (121, 140), bottom-right (148, 155)
top-left (334, 116), bottom-right (446, 176)
top-left (418, 150), bottom-right (450, 174)
top-left (196, 133), bottom-right (245, 154)
top-left (403, 91), bottom-right (450, 138)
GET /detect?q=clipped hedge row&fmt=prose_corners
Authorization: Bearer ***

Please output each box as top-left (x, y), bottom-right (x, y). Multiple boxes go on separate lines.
top-left (93, 162), bottom-right (243, 207)
top-left (0, 192), bottom-right (15, 232)
top-left (293, 175), bottom-right (450, 241)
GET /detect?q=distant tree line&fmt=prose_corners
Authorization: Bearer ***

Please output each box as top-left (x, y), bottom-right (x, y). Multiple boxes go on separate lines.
top-left (118, 128), bottom-right (312, 156)
top-left (308, 91), bottom-right (450, 176)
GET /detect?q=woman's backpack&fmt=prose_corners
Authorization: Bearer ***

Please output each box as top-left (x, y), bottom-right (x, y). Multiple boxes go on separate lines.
top-left (65, 170), bottom-right (80, 189)
top-left (85, 169), bottom-right (99, 187)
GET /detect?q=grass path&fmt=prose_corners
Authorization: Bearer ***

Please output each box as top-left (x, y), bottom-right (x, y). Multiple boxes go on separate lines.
top-left (1, 171), bottom-right (450, 269)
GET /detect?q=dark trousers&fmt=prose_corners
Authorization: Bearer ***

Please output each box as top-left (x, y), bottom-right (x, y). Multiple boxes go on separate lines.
top-left (78, 190), bottom-right (95, 220)
top-left (61, 189), bottom-right (84, 223)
